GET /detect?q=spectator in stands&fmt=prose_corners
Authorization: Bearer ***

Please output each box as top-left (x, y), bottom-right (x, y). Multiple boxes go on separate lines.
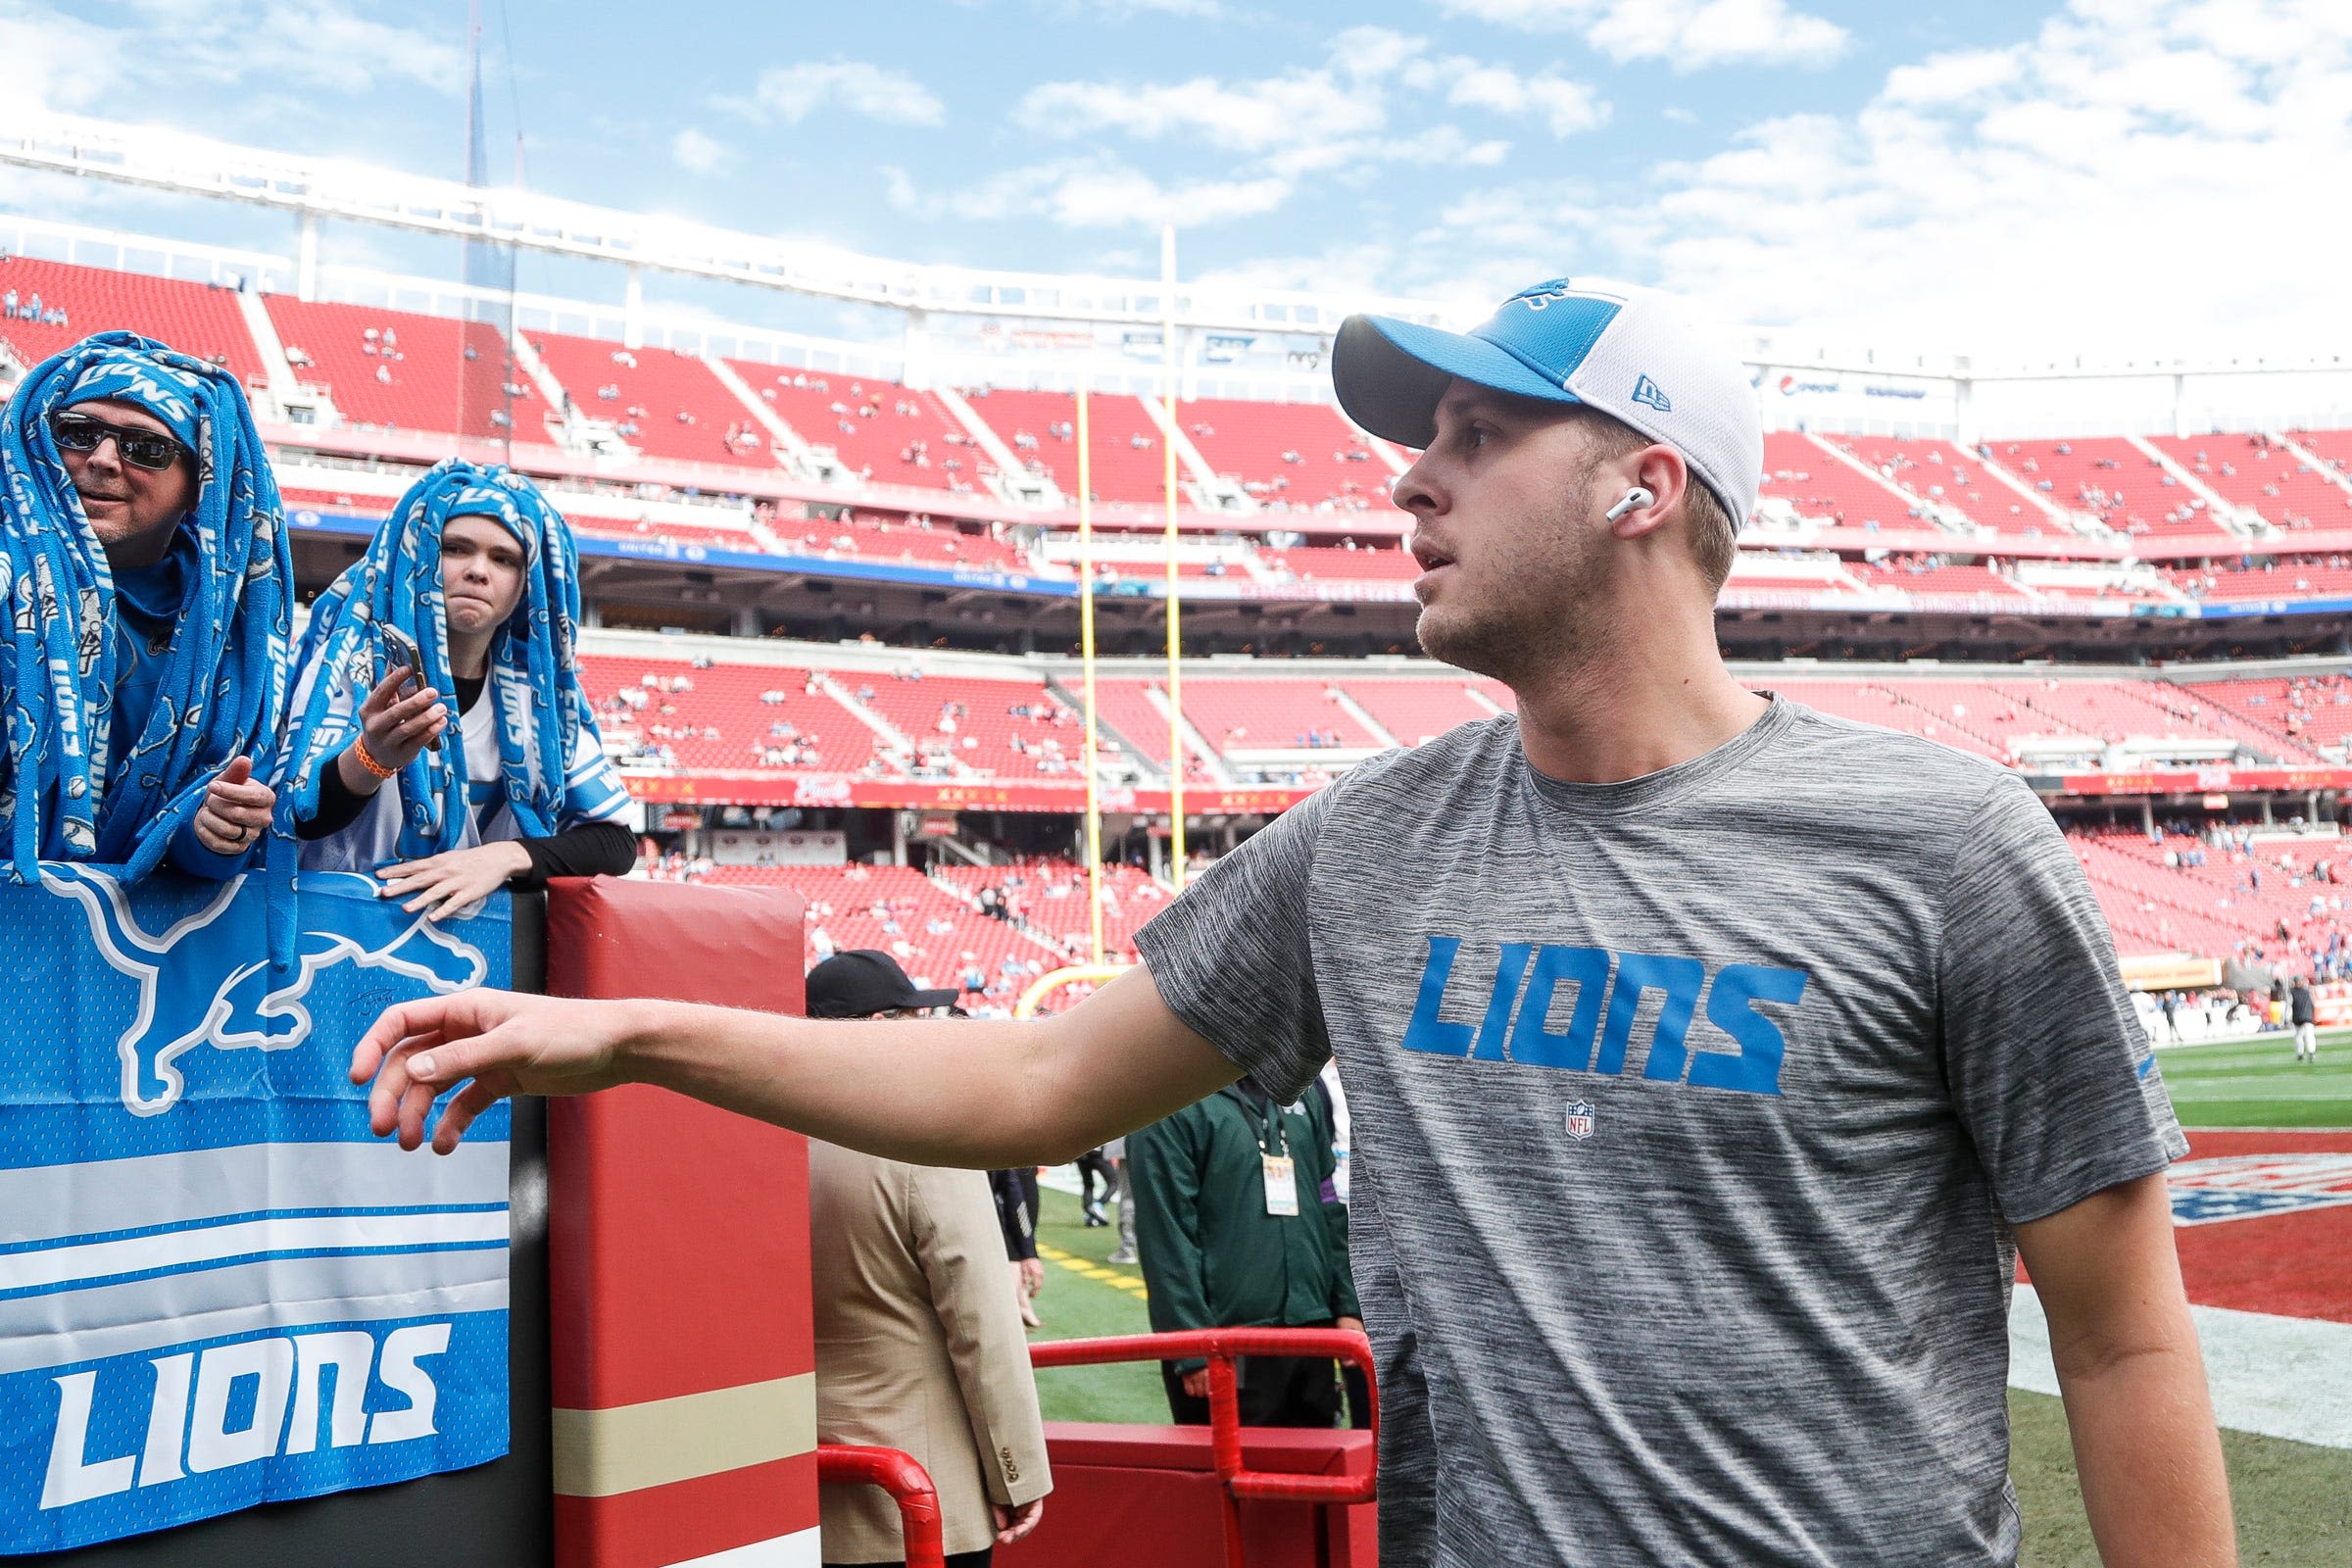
top-left (357, 281), bottom-right (2232, 1567)
top-left (0, 331), bottom-right (292, 881)
top-left (804, 951), bottom-right (1050, 1565)
top-left (1128, 1073), bottom-right (1358, 1427)
top-left (284, 461), bottom-right (636, 915)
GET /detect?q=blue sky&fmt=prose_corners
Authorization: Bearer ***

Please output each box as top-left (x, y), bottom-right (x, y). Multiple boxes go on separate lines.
top-left (5, 1), bottom-right (2350, 360)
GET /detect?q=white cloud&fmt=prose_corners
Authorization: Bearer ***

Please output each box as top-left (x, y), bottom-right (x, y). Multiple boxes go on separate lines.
top-left (1453, 0), bottom-right (2352, 358)
top-left (1436, 0), bottom-right (1850, 70)
top-left (1014, 73), bottom-right (1384, 154)
top-left (978, 28), bottom-right (1592, 228)
top-left (1442, 64), bottom-right (1609, 136)
top-left (886, 158), bottom-right (1291, 230)
top-left (669, 127), bottom-right (730, 175)
top-left (732, 59), bottom-right (946, 126)
top-left (0, 0), bottom-right (462, 114)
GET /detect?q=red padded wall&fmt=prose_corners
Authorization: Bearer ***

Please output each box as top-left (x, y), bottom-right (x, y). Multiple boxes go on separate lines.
top-left (544, 878), bottom-right (814, 1568)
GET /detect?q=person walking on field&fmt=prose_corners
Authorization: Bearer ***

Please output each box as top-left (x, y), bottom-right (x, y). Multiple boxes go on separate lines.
top-left (1128, 1076), bottom-right (1360, 1427)
top-left (2291, 978), bottom-right (2319, 1063)
top-left (356, 277), bottom-right (2232, 1568)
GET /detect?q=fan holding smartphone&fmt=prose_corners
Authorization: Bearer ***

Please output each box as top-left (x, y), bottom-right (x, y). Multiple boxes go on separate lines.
top-left (281, 461), bottom-right (637, 919)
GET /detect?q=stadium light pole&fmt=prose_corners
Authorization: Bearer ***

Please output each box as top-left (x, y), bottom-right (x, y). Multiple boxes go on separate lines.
top-left (1162, 224), bottom-right (1187, 890)
top-left (1075, 371), bottom-right (1105, 966)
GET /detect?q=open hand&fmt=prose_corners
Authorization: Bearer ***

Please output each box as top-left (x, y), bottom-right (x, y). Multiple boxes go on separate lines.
top-left (192, 756), bottom-right (273, 857)
top-left (350, 988), bottom-right (643, 1152)
top-left (378, 840), bottom-right (531, 921)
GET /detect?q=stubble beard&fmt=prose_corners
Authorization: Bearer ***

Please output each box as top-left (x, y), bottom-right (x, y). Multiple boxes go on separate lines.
top-left (1415, 498), bottom-right (1610, 692)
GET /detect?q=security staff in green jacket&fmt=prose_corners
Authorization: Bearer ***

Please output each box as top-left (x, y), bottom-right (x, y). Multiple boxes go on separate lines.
top-left (1127, 1076), bottom-right (1362, 1427)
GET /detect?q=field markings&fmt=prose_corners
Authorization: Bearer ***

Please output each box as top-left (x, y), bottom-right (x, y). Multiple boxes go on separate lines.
top-left (1037, 1241), bottom-right (1149, 1298)
top-left (2010, 1284), bottom-right (2352, 1449)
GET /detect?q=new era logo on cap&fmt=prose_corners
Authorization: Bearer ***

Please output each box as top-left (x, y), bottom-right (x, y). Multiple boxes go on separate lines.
top-left (1631, 375), bottom-right (1672, 413)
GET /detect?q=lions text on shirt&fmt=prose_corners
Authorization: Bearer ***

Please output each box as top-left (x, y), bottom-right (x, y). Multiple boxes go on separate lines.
top-left (1135, 697), bottom-right (2182, 1568)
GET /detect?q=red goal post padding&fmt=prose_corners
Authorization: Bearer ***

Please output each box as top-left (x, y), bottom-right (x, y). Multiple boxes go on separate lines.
top-left (543, 877), bottom-right (815, 1568)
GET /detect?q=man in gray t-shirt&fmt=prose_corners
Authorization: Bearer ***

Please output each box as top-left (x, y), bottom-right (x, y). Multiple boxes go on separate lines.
top-left (353, 280), bottom-right (2235, 1566)
top-left (1135, 698), bottom-right (2187, 1562)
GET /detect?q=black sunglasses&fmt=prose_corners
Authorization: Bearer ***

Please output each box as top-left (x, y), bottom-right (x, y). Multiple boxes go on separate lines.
top-left (50, 413), bottom-right (190, 473)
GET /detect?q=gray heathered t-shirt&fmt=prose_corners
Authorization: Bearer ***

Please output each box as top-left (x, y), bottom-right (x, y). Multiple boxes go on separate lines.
top-left (1134, 697), bottom-right (2184, 1567)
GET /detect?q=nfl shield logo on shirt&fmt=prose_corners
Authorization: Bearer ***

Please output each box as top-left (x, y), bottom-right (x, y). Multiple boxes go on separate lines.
top-left (1564, 1100), bottom-right (1595, 1142)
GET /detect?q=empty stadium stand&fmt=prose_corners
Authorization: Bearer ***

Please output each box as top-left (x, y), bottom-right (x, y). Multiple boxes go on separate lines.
top-left (268, 297), bottom-right (531, 440)
top-left (2148, 434), bottom-right (2352, 532)
top-left (1846, 435), bottom-right (2063, 536)
top-left (848, 672), bottom-right (1083, 779)
top-left (530, 333), bottom-right (765, 466)
top-left (1177, 397), bottom-right (1393, 511)
top-left (730, 365), bottom-right (982, 493)
top-left (0, 255), bottom-right (269, 386)
top-left (1757, 432), bottom-right (1929, 529)
top-left (963, 388), bottom-right (1168, 505)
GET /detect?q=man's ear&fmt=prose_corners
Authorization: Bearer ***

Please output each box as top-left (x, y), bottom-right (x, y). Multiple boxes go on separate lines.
top-left (1608, 446), bottom-right (1689, 538)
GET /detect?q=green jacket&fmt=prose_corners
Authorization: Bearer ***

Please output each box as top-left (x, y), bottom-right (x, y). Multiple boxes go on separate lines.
top-left (1128, 1081), bottom-right (1359, 1372)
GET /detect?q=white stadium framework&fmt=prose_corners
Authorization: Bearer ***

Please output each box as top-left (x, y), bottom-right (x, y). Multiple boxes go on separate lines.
top-left (9, 111), bottom-right (2352, 443)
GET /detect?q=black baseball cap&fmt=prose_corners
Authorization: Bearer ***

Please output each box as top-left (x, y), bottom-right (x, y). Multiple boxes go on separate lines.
top-left (807, 950), bottom-right (962, 1018)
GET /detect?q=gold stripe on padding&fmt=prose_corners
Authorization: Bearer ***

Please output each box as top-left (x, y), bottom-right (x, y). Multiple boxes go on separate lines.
top-left (552, 1373), bottom-right (816, 1497)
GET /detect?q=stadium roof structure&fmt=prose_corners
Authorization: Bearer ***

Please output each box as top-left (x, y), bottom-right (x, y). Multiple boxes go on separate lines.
top-left (11, 110), bottom-right (2352, 420)
top-left (0, 111), bottom-right (1445, 340)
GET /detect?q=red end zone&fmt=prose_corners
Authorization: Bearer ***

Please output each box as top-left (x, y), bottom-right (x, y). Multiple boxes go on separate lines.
top-left (2172, 1131), bottom-right (2352, 1325)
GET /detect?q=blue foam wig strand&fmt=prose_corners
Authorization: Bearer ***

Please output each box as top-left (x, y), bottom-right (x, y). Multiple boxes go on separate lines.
top-left (0, 330), bottom-right (292, 882)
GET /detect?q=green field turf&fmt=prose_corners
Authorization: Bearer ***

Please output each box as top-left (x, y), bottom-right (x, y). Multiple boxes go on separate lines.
top-left (1024, 1186), bottom-right (1164, 1426)
top-left (2159, 1028), bottom-right (2352, 1129)
top-left (1026, 1178), bottom-right (2352, 1562)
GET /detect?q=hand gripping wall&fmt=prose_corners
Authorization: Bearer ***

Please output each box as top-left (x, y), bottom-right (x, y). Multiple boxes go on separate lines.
top-left (545, 877), bottom-right (815, 1568)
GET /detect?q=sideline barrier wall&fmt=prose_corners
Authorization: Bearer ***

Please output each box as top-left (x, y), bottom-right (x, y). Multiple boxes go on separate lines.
top-left (22, 874), bottom-right (813, 1567)
top-left (1010, 1329), bottom-right (1378, 1568)
top-left (22, 881), bottom-right (550, 1565)
top-left (544, 878), bottom-right (816, 1568)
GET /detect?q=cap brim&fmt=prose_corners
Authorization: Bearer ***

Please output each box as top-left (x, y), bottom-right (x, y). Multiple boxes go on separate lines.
top-left (1333, 315), bottom-right (1583, 449)
top-left (907, 986), bottom-right (962, 1008)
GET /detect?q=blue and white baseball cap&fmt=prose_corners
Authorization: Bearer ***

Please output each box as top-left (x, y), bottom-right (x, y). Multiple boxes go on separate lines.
top-left (1334, 278), bottom-right (1761, 526)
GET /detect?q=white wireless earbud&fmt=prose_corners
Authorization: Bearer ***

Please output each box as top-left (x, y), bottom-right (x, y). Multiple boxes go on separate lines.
top-left (1604, 486), bottom-right (1655, 521)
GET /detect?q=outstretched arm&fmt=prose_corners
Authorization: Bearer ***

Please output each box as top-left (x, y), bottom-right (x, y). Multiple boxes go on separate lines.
top-left (349, 964), bottom-right (1243, 1168)
top-left (2016, 1171), bottom-right (2235, 1567)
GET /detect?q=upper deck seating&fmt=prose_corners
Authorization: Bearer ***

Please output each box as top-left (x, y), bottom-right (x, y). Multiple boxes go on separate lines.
top-left (1178, 398), bottom-right (1392, 512)
top-left (268, 298), bottom-right (531, 441)
top-left (530, 333), bottom-right (768, 466)
top-left (0, 257), bottom-right (266, 387)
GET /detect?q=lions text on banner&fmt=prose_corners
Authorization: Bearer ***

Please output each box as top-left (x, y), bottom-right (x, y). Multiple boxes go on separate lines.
top-left (0, 870), bottom-right (512, 1555)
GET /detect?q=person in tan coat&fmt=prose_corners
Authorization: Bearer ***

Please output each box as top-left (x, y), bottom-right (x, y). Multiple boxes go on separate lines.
top-left (807, 951), bottom-right (1051, 1568)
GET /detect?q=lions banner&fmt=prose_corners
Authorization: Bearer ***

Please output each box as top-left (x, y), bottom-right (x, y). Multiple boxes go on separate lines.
top-left (0, 869), bottom-right (511, 1554)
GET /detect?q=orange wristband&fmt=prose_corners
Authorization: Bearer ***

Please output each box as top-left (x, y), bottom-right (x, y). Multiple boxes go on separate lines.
top-left (351, 735), bottom-right (398, 780)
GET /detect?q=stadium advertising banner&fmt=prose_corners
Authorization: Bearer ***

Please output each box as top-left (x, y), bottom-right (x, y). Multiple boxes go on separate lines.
top-left (626, 770), bottom-right (1320, 815)
top-left (0, 871), bottom-right (512, 1555)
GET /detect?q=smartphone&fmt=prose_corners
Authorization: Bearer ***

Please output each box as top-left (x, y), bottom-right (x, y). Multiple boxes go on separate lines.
top-left (377, 625), bottom-right (442, 752)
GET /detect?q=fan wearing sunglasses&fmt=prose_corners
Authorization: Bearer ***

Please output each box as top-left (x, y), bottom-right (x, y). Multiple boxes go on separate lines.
top-left (0, 332), bottom-right (293, 881)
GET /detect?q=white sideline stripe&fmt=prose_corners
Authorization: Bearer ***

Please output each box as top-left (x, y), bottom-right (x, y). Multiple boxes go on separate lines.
top-left (0, 1139), bottom-right (508, 1245)
top-left (664, 1525), bottom-right (821, 1567)
top-left (0, 1209), bottom-right (509, 1294)
top-left (0, 1277), bottom-right (509, 1375)
top-left (2009, 1283), bottom-right (2352, 1449)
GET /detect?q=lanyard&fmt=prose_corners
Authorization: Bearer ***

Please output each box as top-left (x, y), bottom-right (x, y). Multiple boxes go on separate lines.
top-left (1250, 1097), bottom-right (1292, 1161)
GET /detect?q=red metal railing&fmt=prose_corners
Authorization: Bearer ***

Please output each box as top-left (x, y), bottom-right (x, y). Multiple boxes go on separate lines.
top-left (1028, 1327), bottom-right (1378, 1568)
top-left (815, 1444), bottom-right (946, 1568)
